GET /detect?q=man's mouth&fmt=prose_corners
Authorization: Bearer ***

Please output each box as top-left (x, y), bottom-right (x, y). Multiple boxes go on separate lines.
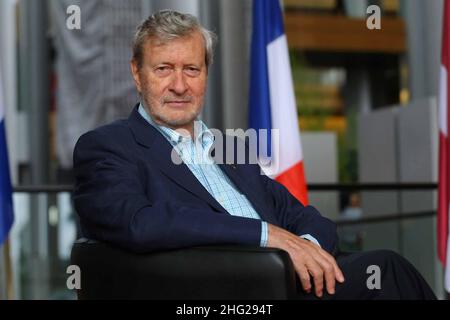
top-left (165, 100), bottom-right (191, 107)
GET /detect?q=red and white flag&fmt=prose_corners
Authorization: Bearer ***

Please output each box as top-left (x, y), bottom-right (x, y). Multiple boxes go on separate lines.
top-left (438, 0), bottom-right (450, 293)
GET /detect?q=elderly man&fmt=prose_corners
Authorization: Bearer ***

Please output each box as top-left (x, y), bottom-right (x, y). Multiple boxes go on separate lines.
top-left (73, 10), bottom-right (435, 300)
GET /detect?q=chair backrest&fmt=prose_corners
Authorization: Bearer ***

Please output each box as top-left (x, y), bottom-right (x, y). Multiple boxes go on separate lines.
top-left (70, 238), bottom-right (297, 300)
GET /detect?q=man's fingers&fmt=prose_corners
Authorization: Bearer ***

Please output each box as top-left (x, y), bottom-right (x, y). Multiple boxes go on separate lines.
top-left (295, 263), bottom-right (312, 293)
top-left (302, 240), bottom-right (343, 292)
top-left (317, 249), bottom-right (345, 283)
top-left (333, 263), bottom-right (345, 283)
top-left (312, 254), bottom-right (336, 295)
top-left (305, 259), bottom-right (324, 297)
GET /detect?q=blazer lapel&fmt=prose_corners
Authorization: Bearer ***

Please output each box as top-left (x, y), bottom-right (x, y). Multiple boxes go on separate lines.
top-left (128, 105), bottom-right (227, 213)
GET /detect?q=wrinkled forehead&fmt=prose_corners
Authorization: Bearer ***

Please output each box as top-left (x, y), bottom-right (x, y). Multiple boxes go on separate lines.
top-left (146, 30), bottom-right (204, 49)
top-left (142, 32), bottom-right (207, 64)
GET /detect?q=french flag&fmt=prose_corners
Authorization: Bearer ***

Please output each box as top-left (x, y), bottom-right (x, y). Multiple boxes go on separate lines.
top-left (0, 64), bottom-right (14, 245)
top-left (249, 0), bottom-right (308, 205)
top-left (438, 0), bottom-right (450, 293)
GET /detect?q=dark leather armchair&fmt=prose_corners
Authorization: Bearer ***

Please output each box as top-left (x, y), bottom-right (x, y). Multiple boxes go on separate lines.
top-left (70, 238), bottom-right (298, 300)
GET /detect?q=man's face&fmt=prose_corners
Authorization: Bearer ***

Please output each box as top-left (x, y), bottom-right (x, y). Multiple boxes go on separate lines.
top-left (131, 31), bottom-right (207, 133)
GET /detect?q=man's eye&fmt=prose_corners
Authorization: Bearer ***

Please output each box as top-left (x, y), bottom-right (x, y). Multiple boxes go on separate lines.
top-left (185, 67), bottom-right (200, 76)
top-left (155, 66), bottom-right (171, 74)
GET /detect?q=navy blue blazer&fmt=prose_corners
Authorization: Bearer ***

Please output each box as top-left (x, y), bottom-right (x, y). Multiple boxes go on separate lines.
top-left (73, 105), bottom-right (338, 254)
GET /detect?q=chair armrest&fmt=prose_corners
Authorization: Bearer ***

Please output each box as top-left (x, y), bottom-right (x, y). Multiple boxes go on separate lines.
top-left (70, 238), bottom-right (297, 300)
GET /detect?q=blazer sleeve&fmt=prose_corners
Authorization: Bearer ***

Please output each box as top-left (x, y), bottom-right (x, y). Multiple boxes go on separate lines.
top-left (73, 130), bottom-right (262, 253)
top-left (259, 172), bottom-right (339, 254)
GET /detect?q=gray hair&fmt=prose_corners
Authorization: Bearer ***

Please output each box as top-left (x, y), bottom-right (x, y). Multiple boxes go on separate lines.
top-left (132, 9), bottom-right (217, 69)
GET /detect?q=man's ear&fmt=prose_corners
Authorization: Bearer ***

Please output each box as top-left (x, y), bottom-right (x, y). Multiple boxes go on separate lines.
top-left (130, 59), bottom-right (142, 93)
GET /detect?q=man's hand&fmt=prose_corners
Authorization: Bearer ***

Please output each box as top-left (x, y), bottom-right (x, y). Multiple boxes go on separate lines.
top-left (267, 223), bottom-right (345, 297)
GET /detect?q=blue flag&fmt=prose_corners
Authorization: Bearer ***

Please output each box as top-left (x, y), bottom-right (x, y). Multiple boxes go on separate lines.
top-left (248, 0), bottom-right (283, 157)
top-left (0, 67), bottom-right (14, 245)
top-left (248, 0), bottom-right (285, 157)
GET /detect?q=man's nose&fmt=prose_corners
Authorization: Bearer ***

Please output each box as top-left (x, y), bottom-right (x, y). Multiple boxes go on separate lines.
top-left (169, 70), bottom-right (188, 95)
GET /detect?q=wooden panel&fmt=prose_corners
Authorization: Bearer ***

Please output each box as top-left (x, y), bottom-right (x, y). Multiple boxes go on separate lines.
top-left (299, 116), bottom-right (347, 133)
top-left (285, 13), bottom-right (406, 53)
top-left (284, 0), bottom-right (337, 10)
top-left (382, 0), bottom-right (400, 13)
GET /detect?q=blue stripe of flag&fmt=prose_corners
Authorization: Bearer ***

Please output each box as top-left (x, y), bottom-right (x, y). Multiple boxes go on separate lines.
top-left (248, 0), bottom-right (285, 157)
top-left (0, 119), bottom-right (14, 245)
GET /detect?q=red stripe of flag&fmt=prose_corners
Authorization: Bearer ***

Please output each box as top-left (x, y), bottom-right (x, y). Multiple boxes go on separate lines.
top-left (276, 162), bottom-right (309, 206)
top-left (438, 0), bottom-right (450, 266)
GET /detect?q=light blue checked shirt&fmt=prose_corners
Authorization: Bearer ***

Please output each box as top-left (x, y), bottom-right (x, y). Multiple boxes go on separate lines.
top-left (138, 104), bottom-right (319, 247)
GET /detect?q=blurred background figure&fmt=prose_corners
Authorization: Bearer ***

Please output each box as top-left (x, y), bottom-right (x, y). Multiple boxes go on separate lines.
top-left (339, 192), bottom-right (363, 252)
